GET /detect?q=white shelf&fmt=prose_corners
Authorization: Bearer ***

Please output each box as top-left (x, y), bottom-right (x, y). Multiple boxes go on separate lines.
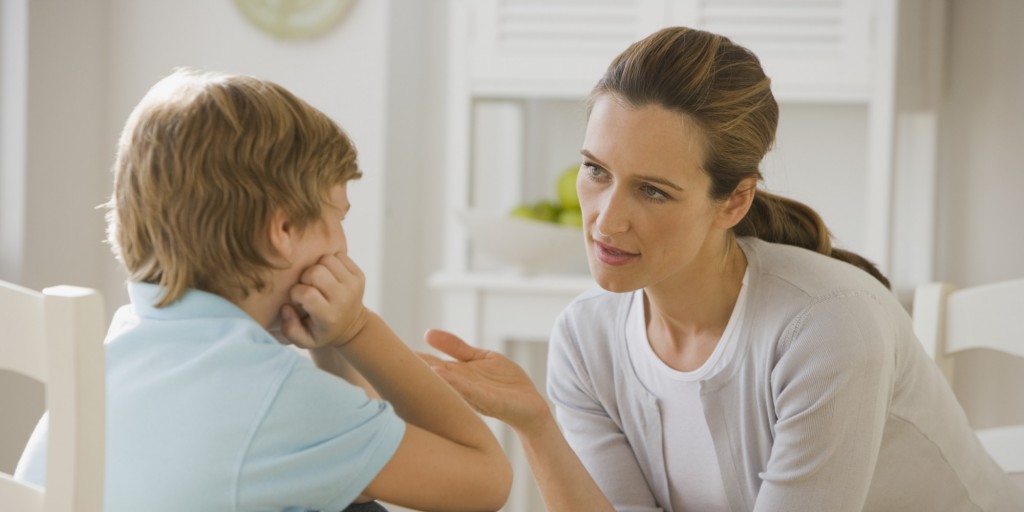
top-left (429, 271), bottom-right (594, 348)
top-left (430, 271), bottom-right (593, 295)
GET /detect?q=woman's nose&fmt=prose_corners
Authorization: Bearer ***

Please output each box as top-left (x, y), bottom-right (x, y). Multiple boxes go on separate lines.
top-left (594, 187), bottom-right (630, 236)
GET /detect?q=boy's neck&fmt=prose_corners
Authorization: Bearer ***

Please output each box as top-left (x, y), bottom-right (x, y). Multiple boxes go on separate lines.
top-left (233, 287), bottom-right (287, 329)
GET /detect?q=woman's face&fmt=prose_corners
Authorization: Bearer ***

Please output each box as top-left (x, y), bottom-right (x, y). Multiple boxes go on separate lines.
top-left (579, 96), bottom-right (729, 293)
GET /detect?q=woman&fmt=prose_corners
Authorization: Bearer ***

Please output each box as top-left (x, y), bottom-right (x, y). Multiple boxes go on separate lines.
top-left (422, 27), bottom-right (1024, 511)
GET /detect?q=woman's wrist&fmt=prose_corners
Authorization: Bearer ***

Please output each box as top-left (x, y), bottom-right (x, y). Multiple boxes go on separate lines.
top-left (513, 404), bottom-right (560, 440)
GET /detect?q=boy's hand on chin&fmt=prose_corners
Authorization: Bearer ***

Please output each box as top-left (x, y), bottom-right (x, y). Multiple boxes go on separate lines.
top-left (279, 252), bottom-right (370, 349)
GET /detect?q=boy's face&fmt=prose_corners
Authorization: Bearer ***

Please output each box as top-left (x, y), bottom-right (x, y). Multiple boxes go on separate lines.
top-left (292, 183), bottom-right (351, 274)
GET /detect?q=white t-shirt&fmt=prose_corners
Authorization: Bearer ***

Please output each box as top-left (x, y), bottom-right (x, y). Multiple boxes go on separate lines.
top-left (625, 270), bottom-right (749, 512)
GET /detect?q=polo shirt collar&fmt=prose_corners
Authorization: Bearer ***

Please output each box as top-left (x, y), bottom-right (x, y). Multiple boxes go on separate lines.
top-left (128, 281), bottom-right (252, 322)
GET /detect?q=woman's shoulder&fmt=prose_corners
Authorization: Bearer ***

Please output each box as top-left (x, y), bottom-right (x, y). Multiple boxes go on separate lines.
top-left (559, 287), bottom-right (632, 327)
top-left (738, 237), bottom-right (907, 341)
top-left (739, 238), bottom-right (910, 354)
top-left (550, 287), bottom-right (633, 357)
top-left (740, 237), bottom-right (892, 302)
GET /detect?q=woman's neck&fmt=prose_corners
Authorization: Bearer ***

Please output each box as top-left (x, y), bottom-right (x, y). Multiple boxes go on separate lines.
top-left (642, 238), bottom-right (747, 370)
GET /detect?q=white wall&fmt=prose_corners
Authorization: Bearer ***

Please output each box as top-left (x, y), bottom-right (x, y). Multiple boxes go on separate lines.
top-left (936, 0), bottom-right (1024, 287)
top-left (1, 0), bottom-right (107, 298)
top-left (99, 0), bottom-right (394, 311)
top-left (934, 0), bottom-right (1024, 437)
top-left (0, 0), bottom-right (431, 473)
top-left (2, 0), bottom-right (1022, 492)
top-left (0, 0), bottom-right (109, 474)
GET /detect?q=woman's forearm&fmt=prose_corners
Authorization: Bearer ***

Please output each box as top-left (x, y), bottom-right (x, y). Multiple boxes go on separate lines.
top-left (516, 414), bottom-right (615, 512)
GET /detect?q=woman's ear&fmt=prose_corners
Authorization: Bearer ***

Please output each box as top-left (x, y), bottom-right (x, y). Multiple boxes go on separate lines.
top-left (266, 207), bottom-right (295, 264)
top-left (716, 177), bottom-right (758, 230)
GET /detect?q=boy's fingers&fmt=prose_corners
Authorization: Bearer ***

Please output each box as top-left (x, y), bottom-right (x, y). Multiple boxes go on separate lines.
top-left (289, 283), bottom-right (325, 313)
top-left (318, 253), bottom-right (352, 282)
top-left (279, 304), bottom-right (316, 348)
top-left (324, 252), bottom-right (364, 282)
top-left (424, 329), bottom-right (486, 362)
top-left (335, 252), bottom-right (365, 280)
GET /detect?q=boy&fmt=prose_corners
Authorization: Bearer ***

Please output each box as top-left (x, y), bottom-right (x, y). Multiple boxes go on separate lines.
top-left (16, 69), bottom-right (511, 511)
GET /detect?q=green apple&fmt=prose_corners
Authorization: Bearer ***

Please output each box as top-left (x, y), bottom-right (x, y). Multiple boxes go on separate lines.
top-left (533, 201), bottom-right (561, 223)
top-left (556, 164), bottom-right (580, 210)
top-left (557, 207), bottom-right (583, 228)
top-left (510, 201), bottom-right (561, 223)
top-left (509, 204), bottom-right (536, 220)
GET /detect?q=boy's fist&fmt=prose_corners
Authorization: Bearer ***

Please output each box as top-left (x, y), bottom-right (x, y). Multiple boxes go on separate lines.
top-left (279, 252), bottom-right (369, 349)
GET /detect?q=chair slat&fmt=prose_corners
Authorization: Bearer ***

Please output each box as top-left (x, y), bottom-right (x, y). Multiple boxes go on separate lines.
top-left (977, 425), bottom-right (1024, 473)
top-left (0, 280), bottom-right (106, 512)
top-left (946, 279), bottom-right (1024, 357)
top-left (0, 282), bottom-right (47, 381)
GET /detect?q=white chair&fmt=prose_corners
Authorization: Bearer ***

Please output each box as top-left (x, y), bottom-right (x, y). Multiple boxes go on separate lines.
top-left (0, 280), bottom-right (106, 511)
top-left (913, 279), bottom-right (1024, 474)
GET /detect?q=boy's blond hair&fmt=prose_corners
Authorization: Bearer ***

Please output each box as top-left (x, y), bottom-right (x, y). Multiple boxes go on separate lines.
top-left (106, 69), bottom-right (362, 307)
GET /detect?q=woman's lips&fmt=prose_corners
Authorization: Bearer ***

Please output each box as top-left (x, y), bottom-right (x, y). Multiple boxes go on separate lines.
top-left (594, 241), bottom-right (638, 266)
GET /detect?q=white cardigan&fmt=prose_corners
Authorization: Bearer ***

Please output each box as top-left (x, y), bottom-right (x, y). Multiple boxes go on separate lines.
top-left (547, 237), bottom-right (1023, 512)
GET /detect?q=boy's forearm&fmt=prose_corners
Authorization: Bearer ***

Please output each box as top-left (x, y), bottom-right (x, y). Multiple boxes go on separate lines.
top-left (334, 312), bottom-right (497, 448)
top-left (308, 346), bottom-right (379, 399)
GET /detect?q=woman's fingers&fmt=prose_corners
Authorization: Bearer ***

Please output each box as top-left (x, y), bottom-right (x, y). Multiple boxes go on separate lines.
top-left (417, 351), bottom-right (492, 415)
top-left (418, 333), bottom-right (548, 426)
top-left (424, 329), bottom-right (488, 362)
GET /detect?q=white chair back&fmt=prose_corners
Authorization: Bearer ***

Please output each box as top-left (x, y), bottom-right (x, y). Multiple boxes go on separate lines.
top-left (0, 280), bottom-right (105, 512)
top-left (913, 279), bottom-right (1024, 474)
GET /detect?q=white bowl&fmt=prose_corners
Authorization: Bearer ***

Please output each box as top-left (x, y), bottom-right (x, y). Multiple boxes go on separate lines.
top-left (458, 209), bottom-right (589, 275)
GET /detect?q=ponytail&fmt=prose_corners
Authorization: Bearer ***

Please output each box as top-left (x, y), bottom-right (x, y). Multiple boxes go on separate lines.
top-left (735, 190), bottom-right (890, 288)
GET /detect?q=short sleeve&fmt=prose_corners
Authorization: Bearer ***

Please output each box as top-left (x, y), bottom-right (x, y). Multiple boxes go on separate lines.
top-left (237, 359), bottom-right (405, 512)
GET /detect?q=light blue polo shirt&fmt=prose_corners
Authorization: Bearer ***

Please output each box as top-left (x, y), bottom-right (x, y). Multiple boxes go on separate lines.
top-left (16, 282), bottom-right (405, 511)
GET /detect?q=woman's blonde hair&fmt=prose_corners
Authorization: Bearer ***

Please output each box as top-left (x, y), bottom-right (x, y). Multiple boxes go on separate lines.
top-left (106, 69), bottom-right (362, 306)
top-left (590, 27), bottom-right (889, 288)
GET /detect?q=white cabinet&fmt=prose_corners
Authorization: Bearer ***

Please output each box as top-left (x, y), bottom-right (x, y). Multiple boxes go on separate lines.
top-left (465, 0), bottom-right (666, 97)
top-left (432, 1), bottom-right (944, 509)
top-left (669, 0), bottom-right (873, 102)
top-left (464, 0), bottom-right (873, 101)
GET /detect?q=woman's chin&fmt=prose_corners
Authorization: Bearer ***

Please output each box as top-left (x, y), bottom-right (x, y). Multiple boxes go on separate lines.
top-left (589, 266), bottom-right (642, 294)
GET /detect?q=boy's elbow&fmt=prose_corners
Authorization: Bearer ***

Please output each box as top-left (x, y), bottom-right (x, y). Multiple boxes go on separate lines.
top-left (492, 456), bottom-right (514, 510)
top-left (475, 448), bottom-right (513, 511)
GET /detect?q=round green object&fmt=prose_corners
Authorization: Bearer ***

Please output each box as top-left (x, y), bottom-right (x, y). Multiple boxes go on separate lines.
top-left (234, 0), bottom-right (356, 40)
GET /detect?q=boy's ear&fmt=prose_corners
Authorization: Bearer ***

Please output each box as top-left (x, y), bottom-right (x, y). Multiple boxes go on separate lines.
top-left (267, 207), bottom-right (296, 263)
top-left (716, 177), bottom-right (757, 230)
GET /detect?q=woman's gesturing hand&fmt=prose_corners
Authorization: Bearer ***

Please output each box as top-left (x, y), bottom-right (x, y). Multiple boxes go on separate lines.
top-left (420, 329), bottom-right (552, 433)
top-left (422, 329), bottom-right (616, 512)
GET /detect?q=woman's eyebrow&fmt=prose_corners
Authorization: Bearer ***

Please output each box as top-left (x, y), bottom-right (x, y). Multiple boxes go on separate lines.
top-left (580, 149), bottom-right (683, 191)
top-left (636, 175), bottom-right (683, 191)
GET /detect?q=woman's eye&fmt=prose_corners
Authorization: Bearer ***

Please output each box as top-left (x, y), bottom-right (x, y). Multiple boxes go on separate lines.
top-left (641, 184), bottom-right (668, 201)
top-left (584, 163), bottom-right (606, 179)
